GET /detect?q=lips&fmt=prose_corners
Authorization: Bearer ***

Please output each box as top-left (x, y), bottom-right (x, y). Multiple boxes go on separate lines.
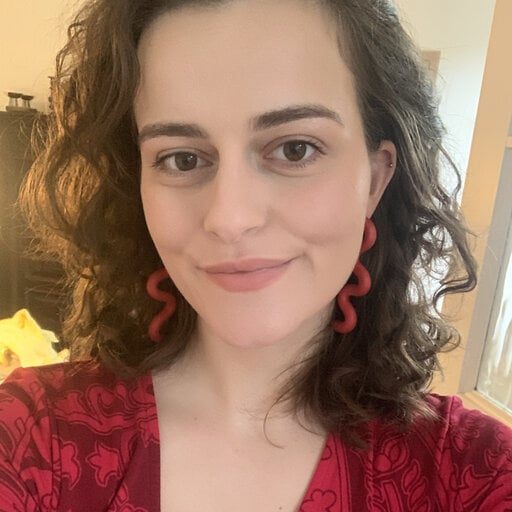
top-left (203, 258), bottom-right (293, 292)
top-left (203, 258), bottom-right (292, 274)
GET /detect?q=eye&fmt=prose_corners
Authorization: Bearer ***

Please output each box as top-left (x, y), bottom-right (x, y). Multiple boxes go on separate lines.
top-left (267, 139), bottom-right (325, 169)
top-left (151, 151), bottom-right (209, 174)
top-left (150, 138), bottom-right (325, 176)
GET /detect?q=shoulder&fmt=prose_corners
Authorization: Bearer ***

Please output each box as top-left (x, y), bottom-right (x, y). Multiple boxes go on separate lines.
top-left (0, 360), bottom-right (102, 440)
top-left (1, 359), bottom-right (156, 419)
top-left (0, 359), bottom-right (158, 443)
top-left (2, 358), bottom-right (120, 393)
top-left (421, 393), bottom-right (512, 510)
top-left (1, 360), bottom-right (113, 427)
top-left (1, 359), bottom-right (101, 393)
top-left (363, 394), bottom-right (512, 510)
top-left (0, 362), bottom-right (108, 507)
top-left (0, 360), bottom-right (158, 510)
top-left (424, 393), bottom-right (512, 459)
top-left (0, 361), bottom-right (91, 509)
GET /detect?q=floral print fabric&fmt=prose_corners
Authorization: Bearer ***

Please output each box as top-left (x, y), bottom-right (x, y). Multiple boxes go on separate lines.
top-left (301, 395), bottom-right (512, 511)
top-left (0, 360), bottom-right (511, 511)
top-left (0, 360), bottom-right (159, 511)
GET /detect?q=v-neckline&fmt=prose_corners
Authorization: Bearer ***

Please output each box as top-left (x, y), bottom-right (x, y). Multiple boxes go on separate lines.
top-left (294, 430), bottom-right (333, 509)
top-left (147, 370), bottom-right (334, 511)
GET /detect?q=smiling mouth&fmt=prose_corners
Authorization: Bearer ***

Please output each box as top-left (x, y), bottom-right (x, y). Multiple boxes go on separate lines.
top-left (203, 258), bottom-right (294, 292)
top-left (203, 258), bottom-right (293, 274)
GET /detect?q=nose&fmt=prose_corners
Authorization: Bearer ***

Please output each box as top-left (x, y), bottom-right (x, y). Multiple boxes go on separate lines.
top-left (202, 156), bottom-right (267, 244)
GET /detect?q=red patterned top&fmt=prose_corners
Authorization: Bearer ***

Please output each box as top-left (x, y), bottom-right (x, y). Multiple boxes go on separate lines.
top-left (0, 360), bottom-right (511, 511)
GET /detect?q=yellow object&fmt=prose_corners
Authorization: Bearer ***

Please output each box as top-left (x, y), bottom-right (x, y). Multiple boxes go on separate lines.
top-left (0, 309), bottom-right (69, 368)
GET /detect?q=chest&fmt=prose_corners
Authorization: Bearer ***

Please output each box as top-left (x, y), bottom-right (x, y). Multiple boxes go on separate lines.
top-left (158, 422), bottom-right (328, 512)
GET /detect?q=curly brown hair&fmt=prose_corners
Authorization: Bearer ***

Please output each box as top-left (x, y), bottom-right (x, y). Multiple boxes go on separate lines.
top-left (17, 0), bottom-right (477, 448)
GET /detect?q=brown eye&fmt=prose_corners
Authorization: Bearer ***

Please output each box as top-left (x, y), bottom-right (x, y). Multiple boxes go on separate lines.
top-left (282, 141), bottom-right (309, 162)
top-left (174, 153), bottom-right (198, 171)
top-left (269, 139), bottom-right (324, 169)
top-left (152, 151), bottom-right (207, 173)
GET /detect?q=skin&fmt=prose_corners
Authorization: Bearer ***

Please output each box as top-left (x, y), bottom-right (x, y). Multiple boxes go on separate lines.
top-left (134, 0), bottom-right (396, 435)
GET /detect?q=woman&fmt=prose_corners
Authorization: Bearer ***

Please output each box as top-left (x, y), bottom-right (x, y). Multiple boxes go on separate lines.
top-left (1, 0), bottom-right (511, 510)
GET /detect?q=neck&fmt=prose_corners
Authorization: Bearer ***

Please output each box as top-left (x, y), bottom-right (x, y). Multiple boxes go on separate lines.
top-left (154, 306), bottom-right (332, 435)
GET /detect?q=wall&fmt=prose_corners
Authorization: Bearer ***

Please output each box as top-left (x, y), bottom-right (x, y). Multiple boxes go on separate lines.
top-left (395, 0), bottom-right (496, 195)
top-left (0, 0), bottom-right (82, 113)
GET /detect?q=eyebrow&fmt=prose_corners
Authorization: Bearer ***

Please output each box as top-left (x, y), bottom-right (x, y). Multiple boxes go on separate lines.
top-left (137, 104), bottom-right (344, 144)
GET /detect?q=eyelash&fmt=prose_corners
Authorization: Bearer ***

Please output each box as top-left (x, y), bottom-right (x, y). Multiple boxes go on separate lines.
top-left (150, 138), bottom-right (326, 176)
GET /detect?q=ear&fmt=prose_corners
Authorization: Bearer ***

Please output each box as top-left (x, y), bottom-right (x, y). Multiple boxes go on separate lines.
top-left (366, 140), bottom-right (397, 218)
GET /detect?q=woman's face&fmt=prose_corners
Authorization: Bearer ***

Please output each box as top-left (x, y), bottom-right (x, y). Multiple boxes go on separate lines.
top-left (134, 0), bottom-right (396, 349)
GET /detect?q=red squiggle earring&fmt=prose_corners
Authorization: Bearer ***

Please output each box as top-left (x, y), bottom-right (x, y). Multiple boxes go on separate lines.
top-left (146, 267), bottom-right (176, 343)
top-left (332, 217), bottom-right (377, 335)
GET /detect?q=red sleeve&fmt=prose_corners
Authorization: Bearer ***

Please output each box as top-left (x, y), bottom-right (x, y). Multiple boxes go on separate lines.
top-left (434, 394), bottom-right (512, 511)
top-left (0, 366), bottom-right (59, 511)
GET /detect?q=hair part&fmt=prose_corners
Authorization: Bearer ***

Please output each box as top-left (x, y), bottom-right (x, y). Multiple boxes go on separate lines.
top-left (18, 0), bottom-right (477, 449)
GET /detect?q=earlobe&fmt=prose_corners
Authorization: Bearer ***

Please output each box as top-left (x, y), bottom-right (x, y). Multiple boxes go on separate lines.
top-left (367, 140), bottom-right (397, 217)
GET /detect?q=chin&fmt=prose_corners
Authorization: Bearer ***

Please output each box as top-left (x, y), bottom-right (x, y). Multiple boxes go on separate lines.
top-left (199, 316), bottom-right (302, 350)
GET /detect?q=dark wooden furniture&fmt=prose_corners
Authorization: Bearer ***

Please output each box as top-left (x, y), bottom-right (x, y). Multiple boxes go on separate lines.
top-left (0, 110), bottom-right (68, 342)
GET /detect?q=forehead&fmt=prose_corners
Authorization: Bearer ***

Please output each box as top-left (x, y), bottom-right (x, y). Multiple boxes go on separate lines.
top-left (133, 0), bottom-right (359, 131)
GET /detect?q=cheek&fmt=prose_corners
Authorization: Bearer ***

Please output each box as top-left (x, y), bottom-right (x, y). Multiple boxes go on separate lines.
top-left (140, 178), bottom-right (193, 255)
top-left (281, 169), bottom-right (371, 293)
top-left (283, 170), bottom-right (370, 246)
